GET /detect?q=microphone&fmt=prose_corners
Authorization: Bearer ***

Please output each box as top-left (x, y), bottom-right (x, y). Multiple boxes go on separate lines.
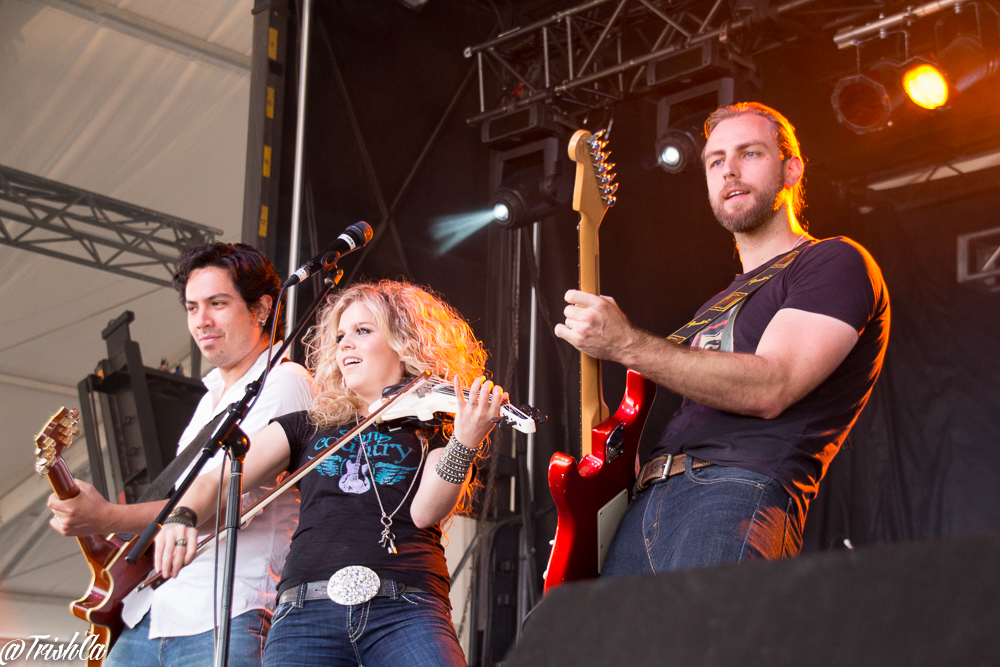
top-left (283, 221), bottom-right (373, 287)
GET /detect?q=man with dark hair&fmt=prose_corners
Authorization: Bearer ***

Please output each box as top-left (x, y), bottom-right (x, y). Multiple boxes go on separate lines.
top-left (49, 242), bottom-right (313, 666)
top-left (556, 102), bottom-right (890, 573)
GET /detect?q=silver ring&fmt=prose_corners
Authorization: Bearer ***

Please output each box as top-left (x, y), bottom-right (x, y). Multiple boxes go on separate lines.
top-left (175, 538), bottom-right (188, 547)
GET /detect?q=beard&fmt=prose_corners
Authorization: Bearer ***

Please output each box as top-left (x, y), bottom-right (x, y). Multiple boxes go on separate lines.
top-left (710, 177), bottom-right (785, 234)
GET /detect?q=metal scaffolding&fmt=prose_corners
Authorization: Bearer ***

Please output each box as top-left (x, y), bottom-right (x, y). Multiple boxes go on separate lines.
top-left (464, 0), bottom-right (820, 129)
top-left (0, 165), bottom-right (222, 287)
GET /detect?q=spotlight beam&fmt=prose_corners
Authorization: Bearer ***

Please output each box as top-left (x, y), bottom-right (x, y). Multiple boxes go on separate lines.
top-left (430, 209), bottom-right (496, 256)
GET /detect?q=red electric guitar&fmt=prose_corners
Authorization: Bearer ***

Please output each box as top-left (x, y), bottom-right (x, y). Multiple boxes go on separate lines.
top-left (34, 407), bottom-right (154, 665)
top-left (544, 130), bottom-right (656, 593)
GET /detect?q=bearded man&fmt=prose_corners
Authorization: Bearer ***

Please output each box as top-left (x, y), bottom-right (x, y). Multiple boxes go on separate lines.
top-left (556, 102), bottom-right (890, 573)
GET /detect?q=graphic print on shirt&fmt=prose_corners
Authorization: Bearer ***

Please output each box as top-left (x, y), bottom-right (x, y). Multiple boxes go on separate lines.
top-left (339, 441), bottom-right (370, 493)
top-left (308, 429), bottom-right (420, 495)
top-left (690, 301), bottom-right (744, 353)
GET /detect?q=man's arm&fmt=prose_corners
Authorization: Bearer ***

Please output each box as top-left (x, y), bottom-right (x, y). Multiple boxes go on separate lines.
top-left (50, 361), bottom-right (311, 540)
top-left (154, 420), bottom-right (292, 578)
top-left (48, 485), bottom-right (166, 536)
top-left (555, 290), bottom-right (859, 419)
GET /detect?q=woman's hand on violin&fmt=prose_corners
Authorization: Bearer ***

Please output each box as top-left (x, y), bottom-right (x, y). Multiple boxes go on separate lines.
top-left (154, 522), bottom-right (198, 579)
top-left (451, 375), bottom-right (505, 449)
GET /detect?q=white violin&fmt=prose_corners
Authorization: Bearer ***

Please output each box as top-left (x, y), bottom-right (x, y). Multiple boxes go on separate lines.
top-left (368, 377), bottom-right (541, 434)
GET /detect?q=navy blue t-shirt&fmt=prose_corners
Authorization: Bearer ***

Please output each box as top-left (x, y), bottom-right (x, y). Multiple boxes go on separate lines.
top-left (271, 412), bottom-right (451, 604)
top-left (650, 237), bottom-right (890, 516)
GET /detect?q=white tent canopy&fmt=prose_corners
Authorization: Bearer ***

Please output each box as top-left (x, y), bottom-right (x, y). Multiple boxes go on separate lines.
top-left (0, 1), bottom-right (476, 648)
top-left (0, 0), bottom-right (253, 639)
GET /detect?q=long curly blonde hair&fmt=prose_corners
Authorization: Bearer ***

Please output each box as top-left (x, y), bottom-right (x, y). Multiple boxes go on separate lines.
top-left (305, 280), bottom-right (488, 428)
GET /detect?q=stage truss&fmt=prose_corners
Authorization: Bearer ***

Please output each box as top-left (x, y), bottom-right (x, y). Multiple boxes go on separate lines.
top-left (0, 164), bottom-right (222, 287)
top-left (464, 0), bottom-right (923, 129)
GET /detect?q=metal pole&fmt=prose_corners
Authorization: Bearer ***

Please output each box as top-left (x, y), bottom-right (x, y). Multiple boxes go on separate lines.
top-left (285, 0), bottom-right (314, 338)
top-left (526, 222), bottom-right (540, 500)
top-left (833, 0), bottom-right (963, 47)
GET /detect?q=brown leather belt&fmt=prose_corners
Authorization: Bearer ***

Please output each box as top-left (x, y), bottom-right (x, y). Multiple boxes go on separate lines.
top-left (636, 453), bottom-right (713, 492)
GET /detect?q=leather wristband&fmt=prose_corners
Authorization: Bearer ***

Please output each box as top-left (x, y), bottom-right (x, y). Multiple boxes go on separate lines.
top-left (163, 506), bottom-right (197, 528)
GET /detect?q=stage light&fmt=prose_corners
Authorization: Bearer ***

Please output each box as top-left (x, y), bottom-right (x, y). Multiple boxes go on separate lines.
top-left (488, 137), bottom-right (574, 230)
top-left (660, 146), bottom-right (681, 168)
top-left (655, 78), bottom-right (736, 174)
top-left (493, 203), bottom-right (510, 222)
top-left (902, 62), bottom-right (949, 109)
top-left (656, 128), bottom-right (702, 174)
top-left (934, 8), bottom-right (1000, 93)
top-left (831, 62), bottom-right (904, 134)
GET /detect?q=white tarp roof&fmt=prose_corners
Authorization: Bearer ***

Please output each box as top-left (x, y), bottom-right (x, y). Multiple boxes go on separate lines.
top-left (0, 3), bottom-right (476, 646)
top-left (0, 0), bottom-right (253, 638)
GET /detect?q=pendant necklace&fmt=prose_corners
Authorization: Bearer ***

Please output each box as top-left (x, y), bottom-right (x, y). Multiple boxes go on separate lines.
top-left (358, 433), bottom-right (428, 554)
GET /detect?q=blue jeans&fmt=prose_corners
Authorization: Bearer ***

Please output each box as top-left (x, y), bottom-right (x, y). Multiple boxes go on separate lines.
top-left (104, 608), bottom-right (269, 667)
top-left (603, 460), bottom-right (802, 576)
top-left (263, 582), bottom-right (466, 667)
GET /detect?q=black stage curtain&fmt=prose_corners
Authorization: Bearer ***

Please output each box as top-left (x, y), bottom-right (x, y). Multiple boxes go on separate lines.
top-left (803, 187), bottom-right (1000, 551)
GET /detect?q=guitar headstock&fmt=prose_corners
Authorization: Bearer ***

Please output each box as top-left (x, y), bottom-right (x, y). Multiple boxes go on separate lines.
top-left (568, 128), bottom-right (618, 218)
top-left (34, 407), bottom-right (81, 475)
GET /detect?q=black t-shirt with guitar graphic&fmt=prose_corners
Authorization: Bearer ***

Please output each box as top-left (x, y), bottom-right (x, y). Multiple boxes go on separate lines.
top-left (271, 411), bottom-right (450, 604)
top-left (652, 237), bottom-right (890, 519)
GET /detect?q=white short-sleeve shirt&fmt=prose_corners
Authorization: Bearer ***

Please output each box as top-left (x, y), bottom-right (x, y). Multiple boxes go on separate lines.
top-left (120, 346), bottom-right (313, 638)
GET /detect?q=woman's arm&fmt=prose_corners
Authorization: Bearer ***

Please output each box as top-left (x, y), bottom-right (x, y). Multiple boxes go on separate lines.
top-left (154, 420), bottom-right (293, 578)
top-left (410, 376), bottom-right (504, 529)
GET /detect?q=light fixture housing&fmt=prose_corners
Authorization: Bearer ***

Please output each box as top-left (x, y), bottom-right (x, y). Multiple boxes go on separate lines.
top-left (656, 127), bottom-right (702, 174)
top-left (654, 78), bottom-right (736, 174)
top-left (934, 2), bottom-right (1000, 93)
top-left (831, 61), bottom-right (905, 134)
top-left (489, 137), bottom-right (574, 229)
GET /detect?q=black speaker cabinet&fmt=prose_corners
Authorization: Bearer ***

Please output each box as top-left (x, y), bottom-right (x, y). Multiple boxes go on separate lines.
top-left (506, 532), bottom-right (1000, 666)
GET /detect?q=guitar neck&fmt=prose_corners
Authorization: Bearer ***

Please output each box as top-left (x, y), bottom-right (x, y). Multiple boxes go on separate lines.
top-left (47, 460), bottom-right (118, 560)
top-left (48, 458), bottom-right (81, 501)
top-left (579, 223), bottom-right (608, 458)
top-left (576, 156), bottom-right (609, 458)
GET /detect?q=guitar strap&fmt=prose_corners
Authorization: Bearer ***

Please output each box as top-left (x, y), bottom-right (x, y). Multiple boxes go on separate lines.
top-left (133, 357), bottom-right (294, 506)
top-left (134, 410), bottom-right (227, 504)
top-left (666, 241), bottom-right (815, 345)
top-left (111, 411), bottom-right (228, 540)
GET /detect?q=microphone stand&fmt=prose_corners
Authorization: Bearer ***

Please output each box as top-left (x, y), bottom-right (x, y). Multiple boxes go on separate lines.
top-left (126, 267), bottom-right (344, 667)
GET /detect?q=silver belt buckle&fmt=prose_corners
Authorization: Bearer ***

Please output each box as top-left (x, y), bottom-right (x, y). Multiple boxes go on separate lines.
top-left (327, 566), bottom-right (381, 605)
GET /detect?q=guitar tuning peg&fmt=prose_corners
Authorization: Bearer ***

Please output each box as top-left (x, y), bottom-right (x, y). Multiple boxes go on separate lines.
top-left (35, 461), bottom-right (49, 474)
top-left (72, 426), bottom-right (82, 437)
top-left (603, 195), bottom-right (617, 207)
top-left (602, 183), bottom-right (619, 197)
top-left (599, 172), bottom-right (616, 185)
top-left (596, 161), bottom-right (615, 175)
top-left (591, 150), bottom-right (608, 163)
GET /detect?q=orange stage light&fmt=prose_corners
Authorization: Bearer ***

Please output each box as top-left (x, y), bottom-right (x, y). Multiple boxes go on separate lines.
top-left (902, 63), bottom-right (949, 109)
